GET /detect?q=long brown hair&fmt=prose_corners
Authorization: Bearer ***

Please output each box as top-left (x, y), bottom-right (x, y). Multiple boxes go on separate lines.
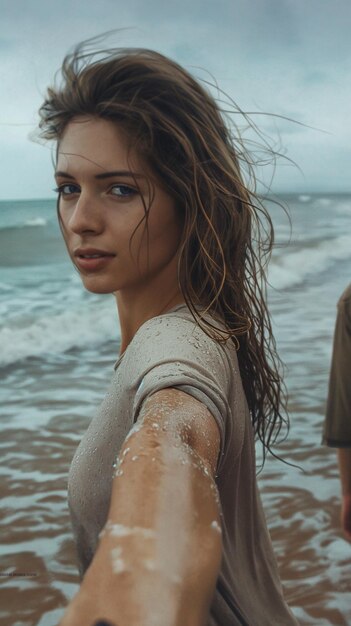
top-left (38, 38), bottom-right (288, 457)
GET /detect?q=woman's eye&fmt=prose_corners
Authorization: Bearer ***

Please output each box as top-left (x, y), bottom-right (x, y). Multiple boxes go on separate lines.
top-left (54, 184), bottom-right (80, 196)
top-left (110, 185), bottom-right (136, 198)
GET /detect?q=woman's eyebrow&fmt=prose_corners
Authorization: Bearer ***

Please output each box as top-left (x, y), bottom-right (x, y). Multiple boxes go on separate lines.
top-left (54, 170), bottom-right (143, 180)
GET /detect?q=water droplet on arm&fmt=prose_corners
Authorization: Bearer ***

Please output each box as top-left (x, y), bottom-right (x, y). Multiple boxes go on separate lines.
top-left (210, 520), bottom-right (222, 533)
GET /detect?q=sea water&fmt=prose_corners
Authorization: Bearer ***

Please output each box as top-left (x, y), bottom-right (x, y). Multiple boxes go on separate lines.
top-left (0, 194), bottom-right (350, 625)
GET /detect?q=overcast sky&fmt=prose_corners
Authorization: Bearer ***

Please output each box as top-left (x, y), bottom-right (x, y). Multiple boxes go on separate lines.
top-left (1, 0), bottom-right (350, 200)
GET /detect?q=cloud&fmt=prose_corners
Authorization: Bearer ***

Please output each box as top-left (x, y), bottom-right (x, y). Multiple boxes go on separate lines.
top-left (0, 0), bottom-right (350, 197)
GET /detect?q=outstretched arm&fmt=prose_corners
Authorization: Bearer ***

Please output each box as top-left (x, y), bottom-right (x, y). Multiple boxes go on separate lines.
top-left (337, 448), bottom-right (351, 541)
top-left (60, 388), bottom-right (222, 626)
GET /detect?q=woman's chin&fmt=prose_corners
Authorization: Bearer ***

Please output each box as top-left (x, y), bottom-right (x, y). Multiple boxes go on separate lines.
top-left (80, 278), bottom-right (118, 295)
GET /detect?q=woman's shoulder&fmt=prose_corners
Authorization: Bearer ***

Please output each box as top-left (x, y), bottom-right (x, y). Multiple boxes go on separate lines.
top-left (140, 303), bottom-right (196, 334)
top-left (131, 304), bottom-right (232, 355)
top-left (120, 303), bottom-right (236, 376)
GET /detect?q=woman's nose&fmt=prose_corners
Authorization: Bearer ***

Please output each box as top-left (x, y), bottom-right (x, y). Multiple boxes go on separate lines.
top-left (66, 193), bottom-right (104, 235)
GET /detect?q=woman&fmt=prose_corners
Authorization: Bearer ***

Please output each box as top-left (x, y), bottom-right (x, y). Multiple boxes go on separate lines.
top-left (38, 39), bottom-right (298, 626)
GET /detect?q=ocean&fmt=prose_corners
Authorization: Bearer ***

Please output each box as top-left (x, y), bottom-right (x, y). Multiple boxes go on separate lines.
top-left (0, 193), bottom-right (350, 625)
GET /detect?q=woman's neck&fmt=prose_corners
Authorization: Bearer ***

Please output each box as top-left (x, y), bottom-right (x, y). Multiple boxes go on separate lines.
top-left (115, 289), bottom-right (185, 355)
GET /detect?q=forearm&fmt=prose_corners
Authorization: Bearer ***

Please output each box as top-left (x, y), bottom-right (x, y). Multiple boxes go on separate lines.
top-left (63, 423), bottom-right (222, 626)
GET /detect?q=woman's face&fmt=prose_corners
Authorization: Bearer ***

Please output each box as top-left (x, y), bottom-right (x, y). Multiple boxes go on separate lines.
top-left (55, 116), bottom-right (182, 296)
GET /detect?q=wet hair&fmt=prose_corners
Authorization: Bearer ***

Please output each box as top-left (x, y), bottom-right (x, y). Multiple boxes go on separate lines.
top-left (38, 37), bottom-right (288, 459)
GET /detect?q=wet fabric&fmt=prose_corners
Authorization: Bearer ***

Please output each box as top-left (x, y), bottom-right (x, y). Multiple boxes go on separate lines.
top-left (323, 283), bottom-right (351, 447)
top-left (68, 304), bottom-right (298, 625)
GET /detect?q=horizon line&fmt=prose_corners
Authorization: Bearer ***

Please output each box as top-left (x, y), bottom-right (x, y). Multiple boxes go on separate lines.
top-left (1, 189), bottom-right (351, 203)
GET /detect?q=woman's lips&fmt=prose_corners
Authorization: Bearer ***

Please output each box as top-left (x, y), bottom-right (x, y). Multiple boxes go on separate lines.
top-left (73, 249), bottom-right (116, 272)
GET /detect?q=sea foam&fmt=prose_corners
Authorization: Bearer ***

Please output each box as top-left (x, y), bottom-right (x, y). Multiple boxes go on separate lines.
top-left (0, 302), bottom-right (117, 367)
top-left (269, 233), bottom-right (351, 290)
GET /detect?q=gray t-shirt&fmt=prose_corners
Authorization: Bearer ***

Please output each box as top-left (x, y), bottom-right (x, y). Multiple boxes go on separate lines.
top-left (68, 305), bottom-right (298, 625)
